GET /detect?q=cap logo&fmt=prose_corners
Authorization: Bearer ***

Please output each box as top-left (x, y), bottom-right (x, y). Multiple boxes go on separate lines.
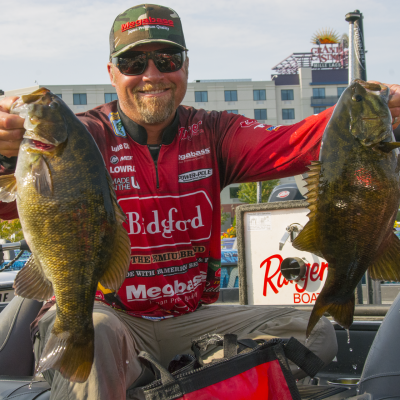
top-left (121, 18), bottom-right (174, 32)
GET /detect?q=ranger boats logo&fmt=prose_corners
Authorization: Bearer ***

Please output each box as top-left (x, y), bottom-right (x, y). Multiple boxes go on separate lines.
top-left (178, 169), bottom-right (213, 183)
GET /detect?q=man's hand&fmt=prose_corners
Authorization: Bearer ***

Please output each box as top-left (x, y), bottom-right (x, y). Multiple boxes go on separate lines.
top-left (368, 81), bottom-right (400, 130)
top-left (0, 96), bottom-right (25, 158)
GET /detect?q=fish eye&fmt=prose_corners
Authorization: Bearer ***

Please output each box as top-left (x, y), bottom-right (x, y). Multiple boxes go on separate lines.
top-left (49, 102), bottom-right (59, 109)
top-left (352, 94), bottom-right (363, 102)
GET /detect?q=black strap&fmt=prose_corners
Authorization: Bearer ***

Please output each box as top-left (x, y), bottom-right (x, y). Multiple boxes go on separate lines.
top-left (223, 334), bottom-right (237, 359)
top-left (283, 337), bottom-right (324, 377)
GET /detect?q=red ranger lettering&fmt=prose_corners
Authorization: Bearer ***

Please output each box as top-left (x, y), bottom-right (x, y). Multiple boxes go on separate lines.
top-left (260, 254), bottom-right (328, 303)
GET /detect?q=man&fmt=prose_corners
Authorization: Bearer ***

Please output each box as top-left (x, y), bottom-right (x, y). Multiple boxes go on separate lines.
top-left (0, 4), bottom-right (399, 400)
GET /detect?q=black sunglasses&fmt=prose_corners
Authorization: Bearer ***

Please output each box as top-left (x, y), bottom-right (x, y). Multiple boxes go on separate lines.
top-left (112, 48), bottom-right (186, 76)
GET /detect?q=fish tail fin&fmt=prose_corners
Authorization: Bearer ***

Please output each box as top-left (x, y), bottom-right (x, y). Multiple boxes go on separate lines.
top-left (36, 322), bottom-right (94, 382)
top-left (307, 294), bottom-right (355, 338)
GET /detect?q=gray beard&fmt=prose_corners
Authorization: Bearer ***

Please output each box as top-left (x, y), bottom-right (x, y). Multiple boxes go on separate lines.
top-left (133, 93), bottom-right (175, 124)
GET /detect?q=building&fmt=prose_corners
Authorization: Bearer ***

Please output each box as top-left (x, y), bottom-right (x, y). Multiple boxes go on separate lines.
top-left (0, 32), bottom-right (349, 233)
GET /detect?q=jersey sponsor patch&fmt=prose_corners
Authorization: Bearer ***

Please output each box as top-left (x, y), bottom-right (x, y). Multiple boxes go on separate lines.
top-left (178, 169), bottom-right (213, 183)
top-left (179, 148), bottom-right (210, 161)
top-left (110, 165), bottom-right (136, 173)
top-left (266, 125), bottom-right (282, 132)
top-left (113, 176), bottom-right (140, 191)
top-left (111, 143), bottom-right (130, 152)
top-left (118, 191), bottom-right (213, 249)
top-left (110, 155), bottom-right (119, 164)
top-left (108, 112), bottom-right (127, 137)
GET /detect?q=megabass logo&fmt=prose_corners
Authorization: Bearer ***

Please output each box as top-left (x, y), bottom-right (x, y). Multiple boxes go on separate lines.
top-left (179, 148), bottom-right (210, 161)
top-left (126, 273), bottom-right (207, 301)
top-left (178, 169), bottom-right (213, 183)
top-left (118, 191), bottom-right (213, 249)
top-left (121, 18), bottom-right (174, 32)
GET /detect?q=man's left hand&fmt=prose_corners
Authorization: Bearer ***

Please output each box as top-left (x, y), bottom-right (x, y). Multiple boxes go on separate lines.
top-left (369, 81), bottom-right (400, 129)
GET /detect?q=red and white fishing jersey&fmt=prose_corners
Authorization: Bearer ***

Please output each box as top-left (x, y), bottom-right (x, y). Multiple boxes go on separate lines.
top-left (0, 101), bottom-right (333, 320)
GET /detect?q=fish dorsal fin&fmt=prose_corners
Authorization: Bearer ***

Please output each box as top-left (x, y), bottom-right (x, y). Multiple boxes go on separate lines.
top-left (99, 172), bottom-right (131, 291)
top-left (13, 254), bottom-right (54, 300)
top-left (0, 174), bottom-right (18, 202)
top-left (368, 233), bottom-right (400, 281)
top-left (292, 161), bottom-right (323, 257)
top-left (31, 156), bottom-right (52, 196)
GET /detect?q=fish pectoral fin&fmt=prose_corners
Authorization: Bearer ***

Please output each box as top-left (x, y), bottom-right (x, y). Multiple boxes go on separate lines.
top-left (31, 156), bottom-right (52, 196)
top-left (0, 174), bottom-right (18, 202)
top-left (375, 141), bottom-right (400, 153)
top-left (368, 233), bottom-right (400, 281)
top-left (292, 218), bottom-right (324, 258)
top-left (13, 254), bottom-right (54, 300)
top-left (99, 223), bottom-right (131, 292)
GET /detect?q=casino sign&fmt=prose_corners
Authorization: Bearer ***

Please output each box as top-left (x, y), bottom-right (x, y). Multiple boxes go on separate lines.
top-left (272, 28), bottom-right (348, 74)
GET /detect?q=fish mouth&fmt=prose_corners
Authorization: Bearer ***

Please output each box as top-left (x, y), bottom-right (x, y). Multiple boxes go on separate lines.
top-left (24, 139), bottom-right (56, 152)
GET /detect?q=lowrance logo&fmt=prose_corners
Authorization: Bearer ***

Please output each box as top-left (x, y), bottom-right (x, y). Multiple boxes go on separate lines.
top-left (110, 165), bottom-right (136, 173)
top-left (178, 169), bottom-right (212, 183)
top-left (179, 148), bottom-right (210, 161)
top-left (126, 274), bottom-right (206, 301)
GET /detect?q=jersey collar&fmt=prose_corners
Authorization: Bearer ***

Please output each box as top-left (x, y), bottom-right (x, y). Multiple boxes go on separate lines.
top-left (117, 102), bottom-right (179, 145)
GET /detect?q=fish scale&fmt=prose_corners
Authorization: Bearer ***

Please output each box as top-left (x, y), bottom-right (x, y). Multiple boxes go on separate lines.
top-left (0, 88), bottom-right (131, 382)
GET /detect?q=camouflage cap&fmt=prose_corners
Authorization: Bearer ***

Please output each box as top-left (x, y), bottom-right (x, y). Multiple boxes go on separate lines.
top-left (110, 4), bottom-right (187, 58)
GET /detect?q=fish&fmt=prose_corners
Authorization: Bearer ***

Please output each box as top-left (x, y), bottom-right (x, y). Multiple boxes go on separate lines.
top-left (0, 88), bottom-right (131, 382)
top-left (292, 79), bottom-right (400, 337)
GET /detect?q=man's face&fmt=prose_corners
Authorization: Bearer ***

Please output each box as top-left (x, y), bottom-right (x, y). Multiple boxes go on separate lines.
top-left (107, 43), bottom-right (188, 125)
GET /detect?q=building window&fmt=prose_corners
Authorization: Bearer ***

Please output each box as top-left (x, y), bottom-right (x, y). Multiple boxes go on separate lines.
top-left (282, 109), bottom-right (295, 120)
top-left (55, 94), bottom-right (62, 99)
top-left (281, 89), bottom-right (294, 101)
top-left (105, 93), bottom-right (118, 103)
top-left (230, 187), bottom-right (239, 199)
top-left (314, 107), bottom-right (326, 114)
top-left (312, 88), bottom-right (325, 99)
top-left (226, 110), bottom-right (238, 114)
top-left (337, 87), bottom-right (346, 97)
top-left (73, 94), bottom-right (87, 105)
top-left (225, 90), bottom-right (238, 102)
top-left (253, 89), bottom-right (266, 101)
top-left (195, 91), bottom-right (208, 102)
top-left (254, 109), bottom-right (267, 120)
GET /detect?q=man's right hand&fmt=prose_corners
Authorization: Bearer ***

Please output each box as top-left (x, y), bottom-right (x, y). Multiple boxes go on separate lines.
top-left (0, 96), bottom-right (25, 158)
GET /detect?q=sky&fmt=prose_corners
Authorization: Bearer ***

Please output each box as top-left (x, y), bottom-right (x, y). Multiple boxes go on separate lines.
top-left (1, 0), bottom-right (399, 92)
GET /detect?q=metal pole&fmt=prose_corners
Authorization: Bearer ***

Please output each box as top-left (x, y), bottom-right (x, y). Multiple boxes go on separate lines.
top-left (257, 182), bottom-right (262, 203)
top-left (345, 11), bottom-right (360, 83)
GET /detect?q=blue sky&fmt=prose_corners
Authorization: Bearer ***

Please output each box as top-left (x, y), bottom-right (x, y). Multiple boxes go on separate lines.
top-left (1, 0), bottom-right (399, 92)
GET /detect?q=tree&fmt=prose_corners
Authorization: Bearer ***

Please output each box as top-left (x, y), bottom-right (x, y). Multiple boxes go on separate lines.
top-left (221, 207), bottom-right (230, 225)
top-left (237, 180), bottom-right (280, 204)
top-left (0, 219), bottom-right (24, 242)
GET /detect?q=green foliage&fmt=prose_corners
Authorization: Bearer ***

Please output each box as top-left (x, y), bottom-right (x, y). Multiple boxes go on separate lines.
top-left (0, 219), bottom-right (24, 242)
top-left (221, 207), bottom-right (230, 225)
top-left (237, 180), bottom-right (280, 204)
